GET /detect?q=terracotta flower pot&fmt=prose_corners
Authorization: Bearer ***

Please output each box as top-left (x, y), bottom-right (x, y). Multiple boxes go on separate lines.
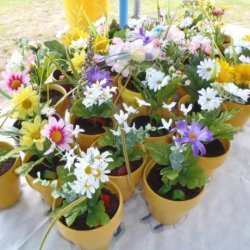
top-left (223, 101), bottom-right (250, 128)
top-left (142, 160), bottom-right (205, 225)
top-left (0, 141), bottom-right (22, 209)
top-left (24, 154), bottom-right (56, 206)
top-left (117, 76), bottom-right (143, 106)
top-left (55, 181), bottom-right (123, 250)
top-left (109, 157), bottom-right (147, 202)
top-left (176, 85), bottom-right (188, 99)
top-left (199, 139), bottom-right (230, 176)
top-left (63, 0), bottom-right (109, 31)
top-left (44, 84), bottom-right (68, 119)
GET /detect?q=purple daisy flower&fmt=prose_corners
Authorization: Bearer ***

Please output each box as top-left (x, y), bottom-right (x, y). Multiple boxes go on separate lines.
top-left (83, 66), bottom-right (113, 87)
top-left (134, 28), bottom-right (154, 45)
top-left (174, 120), bottom-right (214, 157)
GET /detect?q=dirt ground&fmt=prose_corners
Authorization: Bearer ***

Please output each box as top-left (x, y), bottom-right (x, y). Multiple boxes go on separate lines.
top-left (0, 0), bottom-right (249, 70)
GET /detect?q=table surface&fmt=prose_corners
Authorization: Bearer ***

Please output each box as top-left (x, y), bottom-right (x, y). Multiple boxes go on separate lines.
top-left (1, 120), bottom-right (250, 250)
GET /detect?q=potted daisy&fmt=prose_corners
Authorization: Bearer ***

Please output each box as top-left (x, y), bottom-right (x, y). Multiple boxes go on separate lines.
top-left (143, 131), bottom-right (208, 224)
top-left (39, 146), bottom-right (123, 250)
top-left (96, 105), bottom-right (153, 201)
top-left (70, 65), bottom-right (117, 150)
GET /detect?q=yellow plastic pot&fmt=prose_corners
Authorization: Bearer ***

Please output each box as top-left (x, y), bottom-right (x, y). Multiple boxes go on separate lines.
top-left (64, 0), bottom-right (109, 31)
top-left (199, 139), bottom-right (230, 176)
top-left (44, 84), bottom-right (68, 119)
top-left (109, 157), bottom-right (147, 202)
top-left (223, 101), bottom-right (250, 128)
top-left (24, 155), bottom-right (56, 206)
top-left (55, 181), bottom-right (123, 250)
top-left (0, 141), bottom-right (22, 209)
top-left (176, 85), bottom-right (188, 99)
top-left (70, 116), bottom-right (106, 151)
top-left (142, 160), bottom-right (205, 225)
top-left (117, 76), bottom-right (144, 106)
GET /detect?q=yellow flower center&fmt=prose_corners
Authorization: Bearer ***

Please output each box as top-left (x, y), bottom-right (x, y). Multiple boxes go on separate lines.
top-left (22, 99), bottom-right (32, 109)
top-left (50, 130), bottom-right (62, 143)
top-left (84, 166), bottom-right (92, 175)
top-left (189, 133), bottom-right (196, 139)
top-left (94, 169), bottom-right (102, 178)
top-left (31, 131), bottom-right (41, 140)
top-left (10, 79), bottom-right (21, 90)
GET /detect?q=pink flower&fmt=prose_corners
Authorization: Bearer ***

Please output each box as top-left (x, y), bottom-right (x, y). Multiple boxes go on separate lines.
top-left (188, 35), bottom-right (212, 55)
top-left (25, 54), bottom-right (36, 73)
top-left (166, 26), bottom-right (185, 43)
top-left (212, 8), bottom-right (224, 16)
top-left (0, 70), bottom-right (29, 94)
top-left (41, 117), bottom-right (73, 152)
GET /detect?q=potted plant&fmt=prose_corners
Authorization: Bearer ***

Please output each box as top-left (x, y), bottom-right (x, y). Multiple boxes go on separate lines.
top-left (39, 146), bottom-right (123, 250)
top-left (97, 105), bottom-right (153, 201)
top-left (143, 138), bottom-right (208, 224)
top-left (0, 141), bottom-right (22, 208)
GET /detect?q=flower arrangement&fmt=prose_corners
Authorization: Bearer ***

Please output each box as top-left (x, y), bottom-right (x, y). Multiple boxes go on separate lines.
top-left (0, 0), bottom-right (250, 248)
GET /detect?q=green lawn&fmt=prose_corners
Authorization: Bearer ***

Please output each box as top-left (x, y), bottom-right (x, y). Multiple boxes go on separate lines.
top-left (0, 0), bottom-right (249, 69)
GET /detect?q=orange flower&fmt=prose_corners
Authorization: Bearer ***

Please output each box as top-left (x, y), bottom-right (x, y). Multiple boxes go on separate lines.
top-left (216, 59), bottom-right (234, 83)
top-left (233, 64), bottom-right (250, 86)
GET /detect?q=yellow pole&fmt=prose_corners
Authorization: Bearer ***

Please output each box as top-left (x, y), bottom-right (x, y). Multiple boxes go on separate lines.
top-left (63, 0), bottom-right (109, 31)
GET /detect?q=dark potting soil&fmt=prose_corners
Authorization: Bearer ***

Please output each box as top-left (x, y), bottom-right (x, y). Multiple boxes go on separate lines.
top-left (74, 118), bottom-right (112, 135)
top-left (41, 89), bottom-right (63, 106)
top-left (28, 155), bottom-right (63, 179)
top-left (60, 188), bottom-right (119, 231)
top-left (0, 158), bottom-right (15, 176)
top-left (203, 139), bottom-right (225, 157)
top-left (13, 120), bottom-right (22, 130)
top-left (131, 115), bottom-right (169, 137)
top-left (53, 70), bottom-right (74, 93)
top-left (99, 146), bottom-right (143, 176)
top-left (147, 164), bottom-right (201, 201)
top-left (121, 78), bottom-right (139, 92)
top-left (246, 97), bottom-right (250, 105)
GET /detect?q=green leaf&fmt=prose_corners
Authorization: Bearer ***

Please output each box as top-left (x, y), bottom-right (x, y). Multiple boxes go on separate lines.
top-left (44, 40), bottom-right (67, 59)
top-left (144, 142), bottom-right (171, 165)
top-left (161, 168), bottom-right (179, 181)
top-left (169, 151), bottom-right (184, 171)
top-left (172, 189), bottom-right (186, 201)
top-left (158, 184), bottom-right (171, 196)
top-left (57, 166), bottom-right (76, 184)
top-left (98, 129), bottom-right (116, 148)
top-left (86, 200), bottom-right (110, 227)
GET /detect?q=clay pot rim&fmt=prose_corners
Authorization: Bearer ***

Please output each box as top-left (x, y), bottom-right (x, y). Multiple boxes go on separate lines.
top-left (223, 100), bottom-right (250, 107)
top-left (0, 141), bottom-right (21, 178)
top-left (143, 159), bottom-right (205, 204)
top-left (54, 181), bottom-right (123, 233)
top-left (199, 138), bottom-right (230, 160)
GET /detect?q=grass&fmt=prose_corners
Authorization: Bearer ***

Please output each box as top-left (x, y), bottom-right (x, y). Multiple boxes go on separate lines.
top-left (0, 0), bottom-right (249, 69)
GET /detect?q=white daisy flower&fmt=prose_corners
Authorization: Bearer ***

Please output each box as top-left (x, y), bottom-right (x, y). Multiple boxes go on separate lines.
top-left (162, 102), bottom-right (176, 111)
top-left (239, 55), bottom-right (250, 64)
top-left (197, 58), bottom-right (221, 81)
top-left (180, 16), bottom-right (193, 29)
top-left (159, 118), bottom-right (173, 130)
top-left (135, 97), bottom-right (151, 107)
top-left (72, 125), bottom-right (85, 138)
top-left (223, 83), bottom-right (250, 102)
top-left (114, 110), bottom-right (129, 125)
top-left (122, 103), bottom-right (138, 115)
top-left (198, 87), bottom-right (222, 111)
top-left (180, 103), bottom-right (193, 116)
top-left (69, 178), bottom-right (96, 198)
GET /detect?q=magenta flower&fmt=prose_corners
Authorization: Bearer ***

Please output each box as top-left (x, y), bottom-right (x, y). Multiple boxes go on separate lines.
top-left (41, 117), bottom-right (73, 152)
top-left (0, 70), bottom-right (30, 94)
top-left (173, 120), bottom-right (214, 156)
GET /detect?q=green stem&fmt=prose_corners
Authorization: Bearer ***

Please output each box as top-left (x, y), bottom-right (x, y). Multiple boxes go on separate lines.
top-left (39, 195), bottom-right (87, 250)
top-left (120, 129), bottom-right (136, 193)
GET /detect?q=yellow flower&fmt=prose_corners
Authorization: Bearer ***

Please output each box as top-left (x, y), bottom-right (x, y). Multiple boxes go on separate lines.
top-left (11, 86), bottom-right (39, 119)
top-left (20, 116), bottom-right (47, 151)
top-left (233, 64), bottom-right (250, 86)
top-left (61, 28), bottom-right (88, 46)
top-left (93, 35), bottom-right (109, 53)
top-left (216, 59), bottom-right (234, 83)
top-left (243, 35), bottom-right (250, 42)
top-left (71, 50), bottom-right (85, 71)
